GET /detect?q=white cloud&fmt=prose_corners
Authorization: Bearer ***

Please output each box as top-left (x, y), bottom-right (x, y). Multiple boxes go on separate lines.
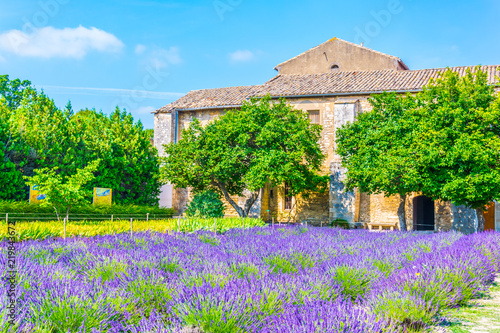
top-left (229, 49), bottom-right (255, 63)
top-left (133, 106), bottom-right (157, 114)
top-left (148, 46), bottom-right (182, 69)
top-left (135, 44), bottom-right (146, 55)
top-left (0, 26), bottom-right (124, 59)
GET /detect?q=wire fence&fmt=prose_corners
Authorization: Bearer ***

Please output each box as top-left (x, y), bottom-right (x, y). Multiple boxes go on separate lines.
top-left (0, 213), bottom-right (176, 222)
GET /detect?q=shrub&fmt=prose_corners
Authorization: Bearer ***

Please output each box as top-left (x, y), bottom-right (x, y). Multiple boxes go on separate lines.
top-left (330, 218), bottom-right (350, 229)
top-left (0, 200), bottom-right (175, 217)
top-left (332, 265), bottom-right (374, 302)
top-left (185, 191), bottom-right (225, 218)
top-left (370, 291), bottom-right (438, 330)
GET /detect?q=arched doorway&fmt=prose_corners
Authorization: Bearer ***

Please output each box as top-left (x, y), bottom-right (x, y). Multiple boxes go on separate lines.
top-left (413, 196), bottom-right (435, 231)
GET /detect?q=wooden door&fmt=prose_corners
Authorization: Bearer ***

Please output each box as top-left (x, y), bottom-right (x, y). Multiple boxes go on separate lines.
top-left (484, 202), bottom-right (495, 231)
top-left (413, 196), bottom-right (435, 231)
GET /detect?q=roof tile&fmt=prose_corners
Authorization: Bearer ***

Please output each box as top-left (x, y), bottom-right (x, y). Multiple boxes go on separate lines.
top-left (156, 65), bottom-right (500, 113)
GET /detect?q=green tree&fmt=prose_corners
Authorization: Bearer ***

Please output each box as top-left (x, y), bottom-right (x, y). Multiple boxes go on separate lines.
top-left (24, 160), bottom-right (100, 221)
top-left (337, 68), bottom-right (500, 232)
top-left (70, 107), bottom-right (161, 205)
top-left (337, 92), bottom-right (422, 231)
top-left (412, 68), bottom-right (500, 231)
top-left (161, 96), bottom-right (328, 217)
top-left (0, 75), bottom-right (32, 109)
top-left (0, 75), bottom-right (162, 204)
top-left (0, 97), bottom-right (26, 200)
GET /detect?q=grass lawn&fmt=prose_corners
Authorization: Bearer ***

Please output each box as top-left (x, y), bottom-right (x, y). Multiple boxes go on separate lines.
top-left (432, 277), bottom-right (500, 333)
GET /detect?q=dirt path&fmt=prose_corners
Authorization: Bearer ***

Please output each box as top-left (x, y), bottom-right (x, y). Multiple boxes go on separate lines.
top-left (432, 276), bottom-right (500, 333)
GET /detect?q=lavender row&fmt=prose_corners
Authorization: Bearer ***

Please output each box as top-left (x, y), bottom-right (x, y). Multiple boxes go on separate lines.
top-left (1, 226), bottom-right (499, 332)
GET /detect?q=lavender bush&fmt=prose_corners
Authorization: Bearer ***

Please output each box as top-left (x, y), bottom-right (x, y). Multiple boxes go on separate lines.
top-left (1, 227), bottom-right (499, 332)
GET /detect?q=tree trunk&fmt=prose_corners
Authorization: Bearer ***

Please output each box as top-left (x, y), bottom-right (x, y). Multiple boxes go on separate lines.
top-left (243, 190), bottom-right (260, 217)
top-left (53, 207), bottom-right (60, 222)
top-left (217, 182), bottom-right (246, 217)
top-left (475, 207), bottom-right (486, 233)
top-left (397, 194), bottom-right (407, 231)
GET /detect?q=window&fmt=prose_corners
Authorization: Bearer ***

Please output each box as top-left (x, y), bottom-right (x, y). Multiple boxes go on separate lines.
top-left (331, 64), bottom-right (340, 71)
top-left (284, 182), bottom-right (292, 210)
top-left (308, 110), bottom-right (320, 125)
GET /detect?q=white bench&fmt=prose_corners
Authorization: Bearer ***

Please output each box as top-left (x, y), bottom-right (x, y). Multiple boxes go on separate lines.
top-left (366, 218), bottom-right (399, 231)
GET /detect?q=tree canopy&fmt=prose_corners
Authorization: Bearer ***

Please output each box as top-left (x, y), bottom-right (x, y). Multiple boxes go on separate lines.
top-left (161, 96), bottom-right (328, 217)
top-left (24, 160), bottom-right (100, 221)
top-left (0, 75), bottom-right (161, 205)
top-left (337, 68), bottom-right (500, 231)
top-left (336, 91), bottom-right (421, 230)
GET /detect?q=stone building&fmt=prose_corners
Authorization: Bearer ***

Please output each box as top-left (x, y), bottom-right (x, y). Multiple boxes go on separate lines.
top-left (154, 38), bottom-right (500, 233)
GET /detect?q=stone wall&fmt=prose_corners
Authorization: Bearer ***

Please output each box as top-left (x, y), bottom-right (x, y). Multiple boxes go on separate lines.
top-left (154, 112), bottom-right (173, 157)
top-left (276, 38), bottom-right (406, 75)
top-left (450, 204), bottom-right (477, 234)
top-left (368, 193), bottom-right (400, 227)
top-left (154, 112), bottom-right (174, 208)
top-left (434, 200), bottom-right (452, 232)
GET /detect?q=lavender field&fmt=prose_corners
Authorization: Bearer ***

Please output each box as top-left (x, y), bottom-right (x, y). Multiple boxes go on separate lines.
top-left (1, 227), bottom-right (499, 333)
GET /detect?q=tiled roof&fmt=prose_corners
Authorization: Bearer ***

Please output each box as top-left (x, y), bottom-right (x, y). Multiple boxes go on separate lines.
top-left (156, 85), bottom-right (263, 113)
top-left (262, 65), bottom-right (500, 96)
top-left (156, 65), bottom-right (500, 113)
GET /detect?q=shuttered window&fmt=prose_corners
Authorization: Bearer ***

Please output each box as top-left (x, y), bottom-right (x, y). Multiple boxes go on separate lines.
top-left (308, 110), bottom-right (320, 124)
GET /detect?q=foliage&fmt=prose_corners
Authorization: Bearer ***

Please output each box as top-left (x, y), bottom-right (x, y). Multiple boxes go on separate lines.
top-left (0, 200), bottom-right (174, 216)
top-left (162, 95), bottom-right (328, 217)
top-left (0, 75), bottom-right (161, 205)
top-left (330, 218), bottom-right (350, 229)
top-left (70, 107), bottom-right (161, 205)
top-left (336, 91), bottom-right (421, 231)
top-left (0, 219), bottom-right (175, 241)
top-left (0, 74), bottom-right (32, 109)
top-left (24, 160), bottom-right (100, 220)
top-left (185, 190), bottom-right (225, 218)
top-left (0, 217), bottom-right (263, 241)
top-left (0, 97), bottom-right (26, 201)
top-left (172, 217), bottom-right (265, 233)
top-left (337, 68), bottom-right (500, 231)
top-left (411, 69), bottom-right (500, 230)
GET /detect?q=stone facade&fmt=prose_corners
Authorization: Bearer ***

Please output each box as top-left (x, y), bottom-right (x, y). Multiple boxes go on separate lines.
top-left (153, 38), bottom-right (500, 233)
top-left (275, 38), bottom-right (407, 74)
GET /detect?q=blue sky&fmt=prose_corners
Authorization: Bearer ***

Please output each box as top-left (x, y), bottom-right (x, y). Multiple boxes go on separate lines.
top-left (0, 0), bottom-right (499, 129)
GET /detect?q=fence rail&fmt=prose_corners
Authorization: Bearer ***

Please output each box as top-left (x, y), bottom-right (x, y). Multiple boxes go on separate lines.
top-left (0, 213), bottom-right (175, 222)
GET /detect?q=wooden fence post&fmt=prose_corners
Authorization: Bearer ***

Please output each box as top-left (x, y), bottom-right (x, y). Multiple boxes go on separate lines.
top-left (5, 213), bottom-right (8, 223)
top-left (130, 218), bottom-right (133, 238)
top-left (63, 217), bottom-right (67, 239)
top-left (272, 217), bottom-right (274, 227)
top-left (111, 214), bottom-right (113, 222)
top-left (146, 213), bottom-right (149, 222)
